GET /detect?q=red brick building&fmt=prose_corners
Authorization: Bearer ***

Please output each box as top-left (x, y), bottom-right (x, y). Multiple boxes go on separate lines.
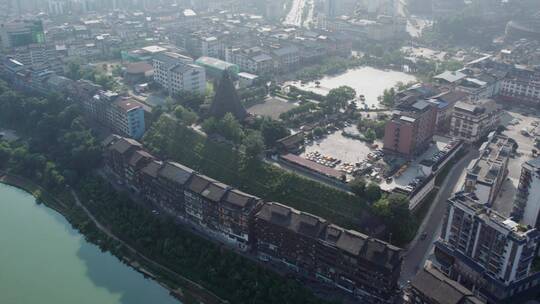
top-left (383, 100), bottom-right (437, 158)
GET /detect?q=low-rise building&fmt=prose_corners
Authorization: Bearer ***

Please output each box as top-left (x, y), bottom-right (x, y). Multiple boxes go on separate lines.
top-left (499, 66), bottom-right (540, 106)
top-left (450, 99), bottom-right (502, 143)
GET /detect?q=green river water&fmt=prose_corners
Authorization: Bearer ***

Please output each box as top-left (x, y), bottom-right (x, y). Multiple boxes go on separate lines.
top-left (0, 183), bottom-right (180, 304)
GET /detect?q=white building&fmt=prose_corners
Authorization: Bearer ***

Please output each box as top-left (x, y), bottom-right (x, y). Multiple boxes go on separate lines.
top-left (450, 99), bottom-right (502, 143)
top-left (512, 158), bottom-right (540, 229)
top-left (152, 52), bottom-right (206, 95)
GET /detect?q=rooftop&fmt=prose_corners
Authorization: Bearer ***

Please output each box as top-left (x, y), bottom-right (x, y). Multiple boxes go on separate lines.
top-left (410, 263), bottom-right (485, 304)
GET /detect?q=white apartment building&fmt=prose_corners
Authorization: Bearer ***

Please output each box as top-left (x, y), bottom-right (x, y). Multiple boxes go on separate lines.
top-left (153, 52), bottom-right (206, 95)
top-left (450, 99), bottom-right (502, 143)
top-left (512, 158), bottom-right (540, 229)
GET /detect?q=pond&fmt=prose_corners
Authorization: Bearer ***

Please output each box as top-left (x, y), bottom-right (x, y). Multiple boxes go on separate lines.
top-left (0, 184), bottom-right (180, 304)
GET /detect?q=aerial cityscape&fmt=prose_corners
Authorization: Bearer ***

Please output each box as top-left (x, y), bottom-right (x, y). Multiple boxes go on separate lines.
top-left (0, 0), bottom-right (539, 303)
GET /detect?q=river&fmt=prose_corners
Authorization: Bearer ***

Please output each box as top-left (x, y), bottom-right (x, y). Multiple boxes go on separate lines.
top-left (0, 184), bottom-right (180, 304)
top-left (288, 67), bottom-right (418, 108)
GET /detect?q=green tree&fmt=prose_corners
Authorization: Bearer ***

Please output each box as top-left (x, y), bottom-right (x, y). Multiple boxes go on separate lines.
top-left (379, 88), bottom-right (396, 107)
top-left (364, 128), bottom-right (377, 143)
top-left (174, 105), bottom-right (198, 126)
top-left (258, 118), bottom-right (290, 147)
top-left (325, 86), bottom-right (356, 112)
top-left (365, 183), bottom-right (382, 202)
top-left (350, 177), bottom-right (366, 197)
top-left (242, 130), bottom-right (265, 161)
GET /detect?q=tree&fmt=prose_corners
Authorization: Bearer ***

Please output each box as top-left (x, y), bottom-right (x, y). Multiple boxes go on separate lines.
top-left (364, 128), bottom-right (377, 143)
top-left (209, 72), bottom-right (247, 120)
top-left (258, 118), bottom-right (290, 147)
top-left (174, 105), bottom-right (198, 126)
top-left (350, 178), bottom-right (366, 197)
top-left (242, 130), bottom-right (265, 161)
top-left (203, 113), bottom-right (244, 144)
top-left (325, 86), bottom-right (356, 112)
top-left (372, 193), bottom-right (414, 244)
top-left (379, 88), bottom-right (396, 107)
top-left (313, 127), bottom-right (325, 138)
top-left (365, 183), bottom-right (382, 202)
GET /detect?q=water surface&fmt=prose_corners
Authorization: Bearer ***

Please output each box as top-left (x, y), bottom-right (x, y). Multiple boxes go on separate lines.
top-left (0, 184), bottom-right (180, 304)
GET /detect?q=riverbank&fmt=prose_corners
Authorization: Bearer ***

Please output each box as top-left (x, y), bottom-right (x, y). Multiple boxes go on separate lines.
top-left (0, 171), bottom-right (225, 304)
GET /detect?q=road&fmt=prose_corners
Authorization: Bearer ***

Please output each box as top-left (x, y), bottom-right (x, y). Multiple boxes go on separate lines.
top-left (283, 0), bottom-right (306, 27)
top-left (399, 149), bottom-right (479, 284)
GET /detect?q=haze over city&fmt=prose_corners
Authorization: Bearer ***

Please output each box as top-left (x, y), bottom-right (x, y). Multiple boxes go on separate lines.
top-left (1, 0), bottom-right (540, 304)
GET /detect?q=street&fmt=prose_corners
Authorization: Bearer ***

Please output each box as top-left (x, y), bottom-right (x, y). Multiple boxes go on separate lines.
top-left (399, 148), bottom-right (479, 284)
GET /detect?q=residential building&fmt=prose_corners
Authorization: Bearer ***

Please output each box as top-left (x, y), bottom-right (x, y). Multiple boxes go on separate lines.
top-left (102, 135), bottom-right (403, 295)
top-left (86, 91), bottom-right (146, 139)
top-left (383, 100), bottom-right (437, 158)
top-left (450, 99), bottom-right (502, 143)
top-left (464, 134), bottom-right (513, 206)
top-left (0, 20), bottom-right (45, 49)
top-left (253, 202), bottom-right (402, 302)
top-left (195, 56), bottom-right (239, 78)
top-left (499, 66), bottom-right (540, 106)
top-left (427, 90), bottom-right (470, 132)
top-left (434, 192), bottom-right (540, 303)
top-left (226, 47), bottom-right (274, 75)
top-left (512, 158), bottom-right (540, 230)
top-left (152, 52), bottom-right (206, 95)
top-left (271, 46), bottom-right (300, 72)
top-left (407, 262), bottom-right (485, 304)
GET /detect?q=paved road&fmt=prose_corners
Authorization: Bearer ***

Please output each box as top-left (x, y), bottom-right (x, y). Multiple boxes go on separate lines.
top-left (399, 149), bottom-right (479, 284)
top-left (283, 0), bottom-right (306, 26)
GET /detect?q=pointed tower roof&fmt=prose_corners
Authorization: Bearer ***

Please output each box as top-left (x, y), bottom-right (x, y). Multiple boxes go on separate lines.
top-left (208, 71), bottom-right (247, 120)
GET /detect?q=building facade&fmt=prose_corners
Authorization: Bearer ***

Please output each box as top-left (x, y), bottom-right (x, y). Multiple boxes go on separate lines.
top-left (383, 100), bottom-right (437, 158)
top-left (152, 52), bottom-right (206, 95)
top-left (464, 134), bottom-right (512, 206)
top-left (434, 193), bottom-right (540, 303)
top-left (253, 202), bottom-right (402, 303)
top-left (512, 158), bottom-right (540, 230)
top-left (450, 99), bottom-right (502, 143)
top-left (102, 135), bottom-right (403, 301)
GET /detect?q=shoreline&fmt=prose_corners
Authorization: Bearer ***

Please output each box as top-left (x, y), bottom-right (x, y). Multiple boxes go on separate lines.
top-left (0, 171), bottom-right (226, 304)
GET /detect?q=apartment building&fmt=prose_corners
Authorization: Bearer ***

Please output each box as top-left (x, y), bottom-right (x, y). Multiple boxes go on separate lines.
top-left (464, 134), bottom-right (513, 206)
top-left (512, 158), bottom-right (540, 230)
top-left (434, 192), bottom-right (540, 303)
top-left (450, 99), bottom-right (502, 143)
top-left (253, 202), bottom-right (402, 302)
top-left (152, 52), bottom-right (206, 95)
top-left (0, 20), bottom-right (45, 49)
top-left (499, 66), bottom-right (540, 106)
top-left (383, 100), bottom-right (437, 158)
top-left (86, 91), bottom-right (146, 139)
top-left (103, 135), bottom-right (262, 250)
top-left (226, 47), bottom-right (274, 75)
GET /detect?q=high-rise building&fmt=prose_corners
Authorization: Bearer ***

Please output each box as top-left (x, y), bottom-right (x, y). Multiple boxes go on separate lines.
top-left (0, 20), bottom-right (45, 49)
top-left (434, 192), bottom-right (540, 303)
top-left (464, 134), bottom-right (513, 206)
top-left (383, 100), bottom-right (437, 158)
top-left (512, 158), bottom-right (540, 229)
